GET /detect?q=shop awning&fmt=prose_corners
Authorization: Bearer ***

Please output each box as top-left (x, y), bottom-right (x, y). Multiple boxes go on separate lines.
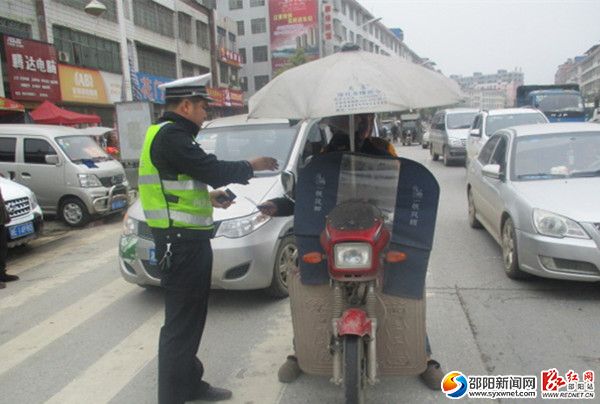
top-left (30, 100), bottom-right (101, 125)
top-left (0, 97), bottom-right (25, 113)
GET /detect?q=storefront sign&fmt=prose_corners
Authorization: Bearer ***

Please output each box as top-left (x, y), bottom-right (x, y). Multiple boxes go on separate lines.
top-left (269, 0), bottom-right (320, 72)
top-left (219, 48), bottom-right (243, 67)
top-left (207, 87), bottom-right (244, 108)
top-left (58, 64), bottom-right (108, 104)
top-left (323, 4), bottom-right (333, 40)
top-left (100, 71), bottom-right (124, 104)
top-left (133, 72), bottom-right (172, 104)
top-left (3, 36), bottom-right (60, 102)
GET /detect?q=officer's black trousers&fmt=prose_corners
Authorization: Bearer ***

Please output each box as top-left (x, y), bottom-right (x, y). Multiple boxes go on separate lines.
top-left (156, 238), bottom-right (212, 404)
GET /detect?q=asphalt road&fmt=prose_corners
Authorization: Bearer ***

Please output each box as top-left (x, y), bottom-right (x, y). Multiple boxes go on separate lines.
top-left (0, 145), bottom-right (598, 404)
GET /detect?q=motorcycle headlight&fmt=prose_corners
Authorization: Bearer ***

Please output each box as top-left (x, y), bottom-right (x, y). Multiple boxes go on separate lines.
top-left (334, 243), bottom-right (372, 269)
top-left (532, 209), bottom-right (589, 239)
top-left (450, 138), bottom-right (463, 146)
top-left (78, 173), bottom-right (102, 188)
top-left (122, 213), bottom-right (138, 236)
top-left (214, 211), bottom-right (271, 238)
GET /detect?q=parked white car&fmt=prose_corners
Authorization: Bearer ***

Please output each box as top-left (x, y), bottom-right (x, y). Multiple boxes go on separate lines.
top-left (466, 108), bottom-right (548, 166)
top-left (119, 115), bottom-right (332, 297)
top-left (466, 123), bottom-right (600, 281)
top-left (0, 176), bottom-right (43, 247)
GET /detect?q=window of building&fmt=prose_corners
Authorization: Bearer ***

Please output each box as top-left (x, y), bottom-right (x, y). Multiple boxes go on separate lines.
top-left (219, 62), bottom-right (229, 85)
top-left (217, 27), bottom-right (227, 49)
top-left (342, 1), bottom-right (347, 15)
top-left (254, 75), bottom-right (269, 91)
top-left (196, 21), bottom-right (210, 50)
top-left (228, 32), bottom-right (237, 51)
top-left (349, 31), bottom-right (354, 42)
top-left (178, 12), bottom-right (192, 43)
top-left (24, 139), bottom-right (57, 164)
top-left (133, 0), bottom-right (174, 37)
top-left (54, 0), bottom-right (117, 22)
top-left (237, 20), bottom-right (245, 36)
top-left (349, 7), bottom-right (354, 21)
top-left (251, 18), bottom-right (266, 34)
top-left (0, 17), bottom-right (32, 39)
top-left (250, 0), bottom-right (265, 6)
top-left (137, 44), bottom-right (176, 78)
top-left (342, 26), bottom-right (347, 41)
top-left (0, 138), bottom-right (16, 162)
top-left (181, 61), bottom-right (196, 76)
top-left (52, 25), bottom-right (121, 73)
top-left (239, 48), bottom-right (246, 63)
top-left (240, 77), bottom-right (248, 92)
top-left (252, 46), bottom-right (268, 62)
top-left (229, 0), bottom-right (243, 10)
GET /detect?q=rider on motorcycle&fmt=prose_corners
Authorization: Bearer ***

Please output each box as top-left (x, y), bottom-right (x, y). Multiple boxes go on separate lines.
top-left (259, 113), bottom-right (444, 390)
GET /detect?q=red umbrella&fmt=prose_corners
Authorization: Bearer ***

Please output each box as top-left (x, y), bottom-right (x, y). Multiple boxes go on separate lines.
top-left (30, 100), bottom-right (101, 125)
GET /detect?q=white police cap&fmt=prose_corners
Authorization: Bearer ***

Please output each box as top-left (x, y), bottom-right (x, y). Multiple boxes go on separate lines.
top-left (159, 73), bottom-right (214, 101)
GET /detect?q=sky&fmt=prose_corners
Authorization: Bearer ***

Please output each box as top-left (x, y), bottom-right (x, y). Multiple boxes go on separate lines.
top-left (358, 0), bottom-right (600, 84)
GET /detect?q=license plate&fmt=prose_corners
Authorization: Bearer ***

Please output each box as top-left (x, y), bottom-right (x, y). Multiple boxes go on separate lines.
top-left (111, 199), bottom-right (127, 210)
top-left (9, 221), bottom-right (34, 239)
top-left (149, 248), bottom-right (157, 265)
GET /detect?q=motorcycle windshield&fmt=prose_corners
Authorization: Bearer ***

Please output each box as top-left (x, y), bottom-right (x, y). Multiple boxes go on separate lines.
top-left (294, 152), bottom-right (440, 299)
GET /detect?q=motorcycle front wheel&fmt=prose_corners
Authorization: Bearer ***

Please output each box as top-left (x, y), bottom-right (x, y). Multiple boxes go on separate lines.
top-left (344, 335), bottom-right (366, 404)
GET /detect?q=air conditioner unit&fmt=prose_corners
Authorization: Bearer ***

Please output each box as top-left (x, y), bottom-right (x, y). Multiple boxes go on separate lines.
top-left (58, 51), bottom-right (70, 63)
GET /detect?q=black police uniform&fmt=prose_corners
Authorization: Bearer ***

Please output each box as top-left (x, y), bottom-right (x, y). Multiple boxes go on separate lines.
top-left (150, 111), bottom-right (253, 404)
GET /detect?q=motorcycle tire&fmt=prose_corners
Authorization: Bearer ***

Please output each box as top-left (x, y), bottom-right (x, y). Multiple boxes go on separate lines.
top-left (344, 335), bottom-right (366, 404)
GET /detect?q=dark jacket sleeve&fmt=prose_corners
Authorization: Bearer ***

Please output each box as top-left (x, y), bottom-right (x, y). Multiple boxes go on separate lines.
top-left (152, 126), bottom-right (253, 188)
top-left (269, 197), bottom-right (295, 217)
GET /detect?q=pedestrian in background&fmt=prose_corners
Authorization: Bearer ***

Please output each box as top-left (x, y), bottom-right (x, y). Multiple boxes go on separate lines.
top-left (0, 187), bottom-right (19, 289)
top-left (138, 73), bottom-right (278, 404)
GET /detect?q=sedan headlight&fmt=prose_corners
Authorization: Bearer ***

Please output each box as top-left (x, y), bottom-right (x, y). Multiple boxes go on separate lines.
top-left (532, 209), bottom-right (589, 239)
top-left (122, 213), bottom-right (138, 236)
top-left (449, 138), bottom-right (463, 147)
top-left (334, 243), bottom-right (372, 269)
top-left (214, 211), bottom-right (270, 238)
top-left (28, 193), bottom-right (39, 210)
top-left (78, 173), bottom-right (102, 188)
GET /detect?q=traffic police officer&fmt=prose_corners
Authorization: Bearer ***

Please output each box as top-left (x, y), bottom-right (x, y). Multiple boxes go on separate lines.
top-left (138, 73), bottom-right (278, 404)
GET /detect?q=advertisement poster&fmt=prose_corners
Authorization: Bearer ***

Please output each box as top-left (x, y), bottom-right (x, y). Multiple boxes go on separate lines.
top-left (58, 64), bottom-right (109, 104)
top-left (133, 72), bottom-right (172, 104)
top-left (3, 36), bottom-right (61, 102)
top-left (269, 0), bottom-right (320, 73)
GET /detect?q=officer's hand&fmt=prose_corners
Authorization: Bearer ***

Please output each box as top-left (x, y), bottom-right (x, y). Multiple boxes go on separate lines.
top-left (249, 157), bottom-right (279, 171)
top-left (257, 201), bottom-right (277, 216)
top-left (209, 190), bottom-right (234, 209)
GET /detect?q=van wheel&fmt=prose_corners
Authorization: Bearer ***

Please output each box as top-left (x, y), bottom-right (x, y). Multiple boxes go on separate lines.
top-left (430, 146), bottom-right (439, 161)
top-left (265, 235), bottom-right (296, 298)
top-left (60, 197), bottom-right (91, 227)
top-left (443, 147), bottom-right (452, 166)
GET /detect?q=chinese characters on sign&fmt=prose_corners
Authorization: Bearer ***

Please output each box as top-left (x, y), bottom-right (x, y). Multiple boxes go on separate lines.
top-left (219, 48), bottom-right (243, 67)
top-left (133, 72), bottom-right (172, 104)
top-left (3, 36), bottom-right (61, 102)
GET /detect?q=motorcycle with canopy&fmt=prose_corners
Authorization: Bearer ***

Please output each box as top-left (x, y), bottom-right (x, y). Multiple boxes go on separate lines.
top-left (248, 44), bottom-right (462, 403)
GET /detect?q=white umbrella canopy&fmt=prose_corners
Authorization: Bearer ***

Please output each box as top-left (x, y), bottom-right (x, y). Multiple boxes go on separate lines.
top-left (248, 47), bottom-right (463, 120)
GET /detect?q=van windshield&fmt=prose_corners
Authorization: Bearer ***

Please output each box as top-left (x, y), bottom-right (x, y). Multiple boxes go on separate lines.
top-left (447, 112), bottom-right (477, 129)
top-left (56, 136), bottom-right (111, 163)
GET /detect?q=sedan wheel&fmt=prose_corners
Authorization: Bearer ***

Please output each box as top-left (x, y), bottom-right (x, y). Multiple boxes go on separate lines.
top-left (501, 218), bottom-right (529, 279)
top-left (467, 189), bottom-right (482, 229)
top-left (266, 235), bottom-right (296, 298)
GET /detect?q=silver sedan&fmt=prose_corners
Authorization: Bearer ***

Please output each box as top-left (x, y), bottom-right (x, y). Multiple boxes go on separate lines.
top-left (466, 123), bottom-right (600, 281)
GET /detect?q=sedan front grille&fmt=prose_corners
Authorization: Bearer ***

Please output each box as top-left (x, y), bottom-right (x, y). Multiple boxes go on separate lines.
top-left (6, 197), bottom-right (31, 219)
top-left (99, 174), bottom-right (124, 187)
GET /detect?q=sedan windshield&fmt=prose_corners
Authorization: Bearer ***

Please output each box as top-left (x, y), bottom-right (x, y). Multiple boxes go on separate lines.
top-left (512, 132), bottom-right (600, 181)
top-left (56, 136), bottom-right (111, 163)
top-left (197, 123), bottom-right (297, 176)
top-left (485, 113), bottom-right (547, 135)
top-left (447, 112), bottom-right (477, 129)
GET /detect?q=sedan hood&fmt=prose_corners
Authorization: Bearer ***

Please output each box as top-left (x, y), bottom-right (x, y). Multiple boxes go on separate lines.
top-left (447, 129), bottom-right (470, 139)
top-left (127, 176), bottom-right (280, 221)
top-left (0, 177), bottom-right (33, 200)
top-left (512, 178), bottom-right (600, 223)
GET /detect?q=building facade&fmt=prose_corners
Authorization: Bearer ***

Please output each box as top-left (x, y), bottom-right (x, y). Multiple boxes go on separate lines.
top-left (218, 0), bottom-right (424, 99)
top-left (0, 0), bottom-right (243, 125)
top-left (450, 69), bottom-right (524, 110)
top-left (555, 44), bottom-right (600, 109)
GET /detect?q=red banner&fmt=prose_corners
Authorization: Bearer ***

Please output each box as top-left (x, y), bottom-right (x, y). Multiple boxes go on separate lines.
top-left (269, 0), bottom-right (320, 73)
top-left (3, 36), bottom-right (61, 102)
top-left (207, 87), bottom-right (244, 108)
top-left (219, 48), bottom-right (243, 67)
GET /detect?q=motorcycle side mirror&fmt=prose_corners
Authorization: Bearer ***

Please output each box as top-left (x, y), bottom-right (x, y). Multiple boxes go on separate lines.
top-left (385, 251), bottom-right (407, 263)
top-left (281, 170), bottom-right (295, 200)
top-left (303, 252), bottom-right (324, 264)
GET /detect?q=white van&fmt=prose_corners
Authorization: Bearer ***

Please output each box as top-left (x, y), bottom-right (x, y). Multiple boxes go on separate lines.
top-left (0, 176), bottom-right (43, 247)
top-left (0, 124), bottom-right (134, 227)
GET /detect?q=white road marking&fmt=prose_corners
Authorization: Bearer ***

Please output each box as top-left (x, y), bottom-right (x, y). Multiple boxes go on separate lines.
top-left (0, 278), bottom-right (135, 376)
top-left (0, 249), bottom-right (116, 312)
top-left (225, 301), bottom-right (292, 404)
top-left (45, 310), bottom-right (163, 404)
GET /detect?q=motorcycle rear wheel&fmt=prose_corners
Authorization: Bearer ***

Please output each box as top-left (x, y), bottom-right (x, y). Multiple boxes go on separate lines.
top-left (343, 335), bottom-right (366, 404)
